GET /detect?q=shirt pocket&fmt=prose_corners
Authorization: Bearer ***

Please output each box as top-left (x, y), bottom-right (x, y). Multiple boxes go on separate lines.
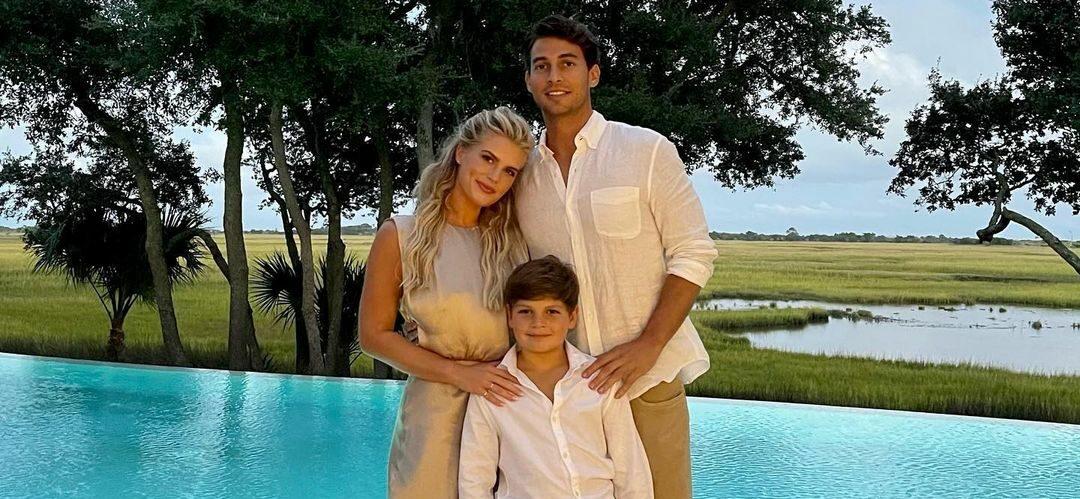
top-left (589, 186), bottom-right (641, 239)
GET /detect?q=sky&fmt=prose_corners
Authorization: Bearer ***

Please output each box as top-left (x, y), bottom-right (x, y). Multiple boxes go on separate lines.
top-left (2, 0), bottom-right (1077, 240)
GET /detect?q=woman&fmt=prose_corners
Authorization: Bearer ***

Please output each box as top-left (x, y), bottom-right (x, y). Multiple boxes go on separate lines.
top-left (359, 107), bottom-right (534, 498)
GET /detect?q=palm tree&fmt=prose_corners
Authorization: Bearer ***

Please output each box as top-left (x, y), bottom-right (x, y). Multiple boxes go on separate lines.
top-left (252, 252), bottom-right (399, 375)
top-left (24, 206), bottom-right (207, 360)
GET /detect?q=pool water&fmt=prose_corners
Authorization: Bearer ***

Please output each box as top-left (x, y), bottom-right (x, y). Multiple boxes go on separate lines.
top-left (1, 353), bottom-right (1078, 498)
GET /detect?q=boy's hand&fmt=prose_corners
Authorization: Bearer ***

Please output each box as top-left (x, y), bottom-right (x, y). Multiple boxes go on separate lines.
top-left (582, 338), bottom-right (663, 398)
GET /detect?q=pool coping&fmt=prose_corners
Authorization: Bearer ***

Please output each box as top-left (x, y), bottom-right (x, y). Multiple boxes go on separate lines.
top-left (3, 350), bottom-right (1078, 430)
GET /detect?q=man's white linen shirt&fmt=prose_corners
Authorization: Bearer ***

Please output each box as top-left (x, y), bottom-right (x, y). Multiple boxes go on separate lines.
top-left (514, 111), bottom-right (717, 398)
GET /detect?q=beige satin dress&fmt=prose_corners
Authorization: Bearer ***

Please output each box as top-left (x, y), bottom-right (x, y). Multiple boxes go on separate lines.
top-left (388, 215), bottom-right (512, 498)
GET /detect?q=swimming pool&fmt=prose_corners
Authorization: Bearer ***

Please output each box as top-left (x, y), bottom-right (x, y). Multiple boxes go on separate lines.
top-left (1, 352), bottom-right (1077, 498)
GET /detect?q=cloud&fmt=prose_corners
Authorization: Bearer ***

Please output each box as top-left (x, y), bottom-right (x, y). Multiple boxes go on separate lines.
top-left (861, 47), bottom-right (928, 90)
top-left (753, 201), bottom-right (834, 216)
top-left (752, 200), bottom-right (886, 219)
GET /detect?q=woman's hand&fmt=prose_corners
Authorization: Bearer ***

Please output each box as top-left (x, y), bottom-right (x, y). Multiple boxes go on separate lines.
top-left (451, 360), bottom-right (523, 407)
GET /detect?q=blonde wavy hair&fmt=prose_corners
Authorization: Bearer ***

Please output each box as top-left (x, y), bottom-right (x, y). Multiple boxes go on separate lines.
top-left (401, 107), bottom-right (534, 312)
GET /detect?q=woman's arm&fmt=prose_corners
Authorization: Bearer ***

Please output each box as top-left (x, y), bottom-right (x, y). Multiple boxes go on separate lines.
top-left (358, 221), bottom-right (522, 403)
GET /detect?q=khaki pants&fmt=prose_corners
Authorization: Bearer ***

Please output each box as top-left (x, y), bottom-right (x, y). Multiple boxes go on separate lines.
top-left (630, 380), bottom-right (691, 499)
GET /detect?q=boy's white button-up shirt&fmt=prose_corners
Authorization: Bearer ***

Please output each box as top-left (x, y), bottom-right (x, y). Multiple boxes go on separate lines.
top-left (515, 111), bottom-right (717, 398)
top-left (458, 342), bottom-right (653, 499)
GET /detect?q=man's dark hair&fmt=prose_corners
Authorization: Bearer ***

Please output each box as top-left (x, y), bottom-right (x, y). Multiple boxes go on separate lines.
top-left (525, 15), bottom-right (601, 70)
top-left (504, 255), bottom-right (580, 309)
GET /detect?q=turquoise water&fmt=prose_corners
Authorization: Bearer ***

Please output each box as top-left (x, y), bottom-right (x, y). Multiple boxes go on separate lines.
top-left (1, 353), bottom-right (1078, 498)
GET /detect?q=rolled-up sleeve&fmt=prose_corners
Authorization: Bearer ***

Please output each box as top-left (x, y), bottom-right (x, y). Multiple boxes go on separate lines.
top-left (458, 394), bottom-right (499, 498)
top-left (647, 137), bottom-right (718, 288)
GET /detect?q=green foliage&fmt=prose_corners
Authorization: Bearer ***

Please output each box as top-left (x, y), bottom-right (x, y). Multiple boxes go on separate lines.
top-left (889, 0), bottom-right (1079, 218)
top-left (582, 0), bottom-right (891, 186)
top-left (414, 0), bottom-right (891, 188)
top-left (889, 72), bottom-right (1079, 216)
top-left (252, 251), bottom-right (402, 365)
top-left (993, 0), bottom-right (1080, 131)
top-left (23, 204), bottom-right (208, 327)
top-left (0, 0), bottom-right (213, 202)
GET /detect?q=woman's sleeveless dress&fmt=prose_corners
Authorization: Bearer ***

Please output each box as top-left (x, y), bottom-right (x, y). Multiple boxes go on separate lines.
top-left (387, 215), bottom-right (512, 498)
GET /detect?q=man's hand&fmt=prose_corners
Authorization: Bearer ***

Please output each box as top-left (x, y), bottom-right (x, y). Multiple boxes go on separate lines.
top-left (581, 337), bottom-right (664, 399)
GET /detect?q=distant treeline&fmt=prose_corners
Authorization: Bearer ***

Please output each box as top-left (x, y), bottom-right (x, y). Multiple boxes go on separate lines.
top-left (711, 230), bottom-right (1080, 246)
top-left (234, 224), bottom-right (377, 236)
top-left (4, 225), bottom-right (1075, 246)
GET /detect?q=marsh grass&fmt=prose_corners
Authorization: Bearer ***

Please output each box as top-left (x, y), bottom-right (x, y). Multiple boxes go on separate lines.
top-left (688, 310), bottom-right (1080, 424)
top-left (701, 241), bottom-right (1080, 308)
top-left (692, 307), bottom-right (829, 331)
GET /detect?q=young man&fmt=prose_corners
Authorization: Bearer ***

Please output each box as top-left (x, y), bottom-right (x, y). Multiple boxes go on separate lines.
top-left (458, 256), bottom-right (653, 499)
top-left (515, 15), bottom-right (718, 499)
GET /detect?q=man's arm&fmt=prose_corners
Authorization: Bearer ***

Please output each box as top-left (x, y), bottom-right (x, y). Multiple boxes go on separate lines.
top-left (458, 394), bottom-right (500, 498)
top-left (583, 136), bottom-right (718, 398)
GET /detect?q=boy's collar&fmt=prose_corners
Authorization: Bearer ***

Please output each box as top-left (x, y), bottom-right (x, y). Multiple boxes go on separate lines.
top-left (498, 341), bottom-right (593, 375)
top-left (538, 110), bottom-right (608, 158)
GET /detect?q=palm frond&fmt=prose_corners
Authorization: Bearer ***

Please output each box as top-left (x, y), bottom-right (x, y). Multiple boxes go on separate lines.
top-left (252, 251), bottom-right (302, 326)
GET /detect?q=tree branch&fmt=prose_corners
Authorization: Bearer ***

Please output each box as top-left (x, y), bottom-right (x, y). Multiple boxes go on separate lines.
top-left (1002, 208), bottom-right (1080, 275)
top-left (977, 170), bottom-right (1012, 243)
top-left (193, 229), bottom-right (230, 282)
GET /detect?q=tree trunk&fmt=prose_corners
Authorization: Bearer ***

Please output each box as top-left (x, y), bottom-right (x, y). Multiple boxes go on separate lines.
top-left (416, 94), bottom-right (435, 172)
top-left (220, 76), bottom-right (265, 372)
top-left (297, 103), bottom-right (348, 376)
top-left (194, 228), bottom-right (264, 372)
top-left (194, 230), bottom-right (230, 278)
top-left (415, 4), bottom-right (443, 173)
top-left (375, 129), bottom-right (395, 225)
top-left (280, 210), bottom-right (308, 372)
top-left (279, 212), bottom-right (309, 373)
top-left (322, 195), bottom-right (347, 376)
top-left (257, 159), bottom-right (308, 372)
top-left (70, 84), bottom-right (190, 367)
top-left (976, 188), bottom-right (1011, 243)
top-left (269, 102), bottom-right (326, 374)
top-left (281, 215), bottom-right (301, 271)
top-left (1002, 208), bottom-right (1080, 275)
top-left (106, 318), bottom-right (125, 362)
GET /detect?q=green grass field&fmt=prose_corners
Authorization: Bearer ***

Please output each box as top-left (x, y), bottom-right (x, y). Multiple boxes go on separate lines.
top-left (0, 233), bottom-right (377, 376)
top-left (702, 241), bottom-right (1080, 308)
top-left (2, 233), bottom-right (1079, 422)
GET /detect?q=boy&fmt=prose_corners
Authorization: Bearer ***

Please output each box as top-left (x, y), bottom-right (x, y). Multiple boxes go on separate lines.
top-left (458, 256), bottom-right (653, 499)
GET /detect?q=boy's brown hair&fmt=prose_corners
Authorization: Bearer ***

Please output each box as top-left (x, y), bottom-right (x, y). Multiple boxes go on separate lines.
top-left (504, 255), bottom-right (579, 309)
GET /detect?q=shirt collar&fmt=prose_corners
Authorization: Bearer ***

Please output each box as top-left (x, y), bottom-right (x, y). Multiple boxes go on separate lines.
top-left (498, 341), bottom-right (594, 377)
top-left (538, 111), bottom-right (608, 160)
